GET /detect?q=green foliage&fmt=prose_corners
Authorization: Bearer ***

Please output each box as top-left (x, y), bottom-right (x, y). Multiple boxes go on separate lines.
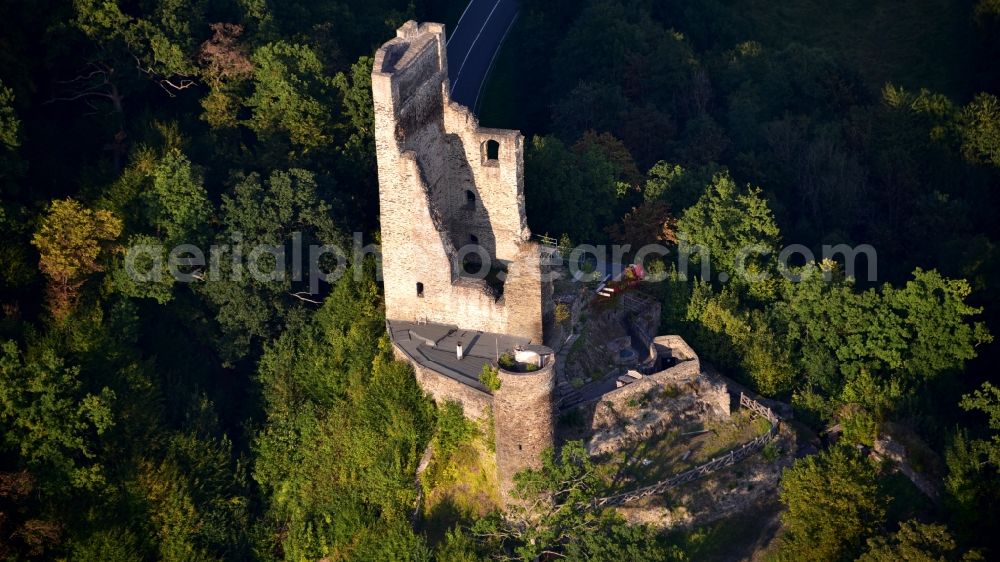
top-left (253, 268), bottom-right (434, 560)
top-left (776, 445), bottom-right (888, 561)
top-left (71, 527), bottom-right (143, 562)
top-left (0, 340), bottom-right (115, 493)
top-left (0, 2), bottom-right (460, 560)
top-left (643, 161), bottom-right (716, 213)
top-left (554, 302), bottom-right (570, 324)
top-left (32, 198), bottom-right (123, 317)
top-left (959, 93), bottom-right (1000, 167)
top-left (0, 80), bottom-right (19, 150)
top-left (884, 84), bottom-right (1000, 169)
top-left (473, 441), bottom-right (680, 560)
top-left (333, 55), bottom-right (375, 152)
top-left (134, 432), bottom-right (249, 561)
top-left (761, 442), bottom-right (780, 462)
top-left (435, 401), bottom-right (477, 461)
top-left (145, 149), bottom-right (212, 244)
top-left (219, 167), bottom-right (339, 246)
top-left (433, 527), bottom-right (481, 561)
top-left (497, 353), bottom-right (515, 370)
top-left (838, 371), bottom-right (903, 446)
top-left (858, 519), bottom-right (976, 562)
top-left (677, 172), bottom-right (781, 284)
top-left (198, 168), bottom-right (340, 359)
top-left (479, 363), bottom-right (502, 392)
top-left (944, 384), bottom-right (1000, 542)
top-left (72, 0), bottom-right (203, 82)
top-left (960, 383), bottom-right (1000, 464)
top-left (524, 135), bottom-right (622, 242)
top-left (775, 267), bottom-right (990, 395)
top-left (246, 41), bottom-right (335, 155)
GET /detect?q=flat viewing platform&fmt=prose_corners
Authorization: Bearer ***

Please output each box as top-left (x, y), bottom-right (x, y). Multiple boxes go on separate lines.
top-left (388, 320), bottom-right (545, 391)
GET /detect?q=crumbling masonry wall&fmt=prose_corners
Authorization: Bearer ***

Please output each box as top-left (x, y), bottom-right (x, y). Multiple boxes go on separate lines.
top-left (374, 21), bottom-right (555, 505)
top-left (372, 21), bottom-right (544, 342)
top-left (588, 336), bottom-right (731, 456)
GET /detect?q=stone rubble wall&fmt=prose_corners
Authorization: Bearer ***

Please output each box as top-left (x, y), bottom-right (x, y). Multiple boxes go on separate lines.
top-left (595, 394), bottom-right (781, 509)
top-left (586, 336), bottom-right (730, 456)
top-left (586, 366), bottom-right (729, 456)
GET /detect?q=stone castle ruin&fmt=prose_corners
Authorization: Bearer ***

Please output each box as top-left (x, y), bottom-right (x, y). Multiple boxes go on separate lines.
top-left (373, 21), bottom-right (555, 500)
top-left (373, 21), bottom-right (735, 503)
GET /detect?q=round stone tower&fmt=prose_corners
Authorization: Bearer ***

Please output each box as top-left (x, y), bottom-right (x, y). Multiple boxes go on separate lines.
top-left (493, 348), bottom-right (556, 503)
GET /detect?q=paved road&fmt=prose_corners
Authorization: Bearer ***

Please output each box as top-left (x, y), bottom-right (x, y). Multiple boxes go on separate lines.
top-left (447, 0), bottom-right (519, 112)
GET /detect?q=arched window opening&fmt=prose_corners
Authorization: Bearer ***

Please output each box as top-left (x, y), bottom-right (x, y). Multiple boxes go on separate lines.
top-left (482, 139), bottom-right (500, 164)
top-left (416, 282), bottom-right (424, 298)
top-left (465, 189), bottom-right (476, 208)
top-left (470, 234), bottom-right (479, 244)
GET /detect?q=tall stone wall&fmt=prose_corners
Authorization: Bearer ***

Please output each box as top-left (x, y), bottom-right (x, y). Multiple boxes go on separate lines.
top-left (372, 21), bottom-right (544, 343)
top-left (374, 21), bottom-right (557, 506)
top-left (493, 362), bottom-right (557, 502)
top-left (401, 350), bottom-right (493, 420)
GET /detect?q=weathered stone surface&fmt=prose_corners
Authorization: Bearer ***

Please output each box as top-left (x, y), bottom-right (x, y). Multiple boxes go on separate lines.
top-left (394, 343), bottom-right (493, 420)
top-left (373, 21), bottom-right (545, 342)
top-left (494, 361), bottom-right (557, 501)
top-left (374, 22), bottom-right (556, 505)
top-left (586, 336), bottom-right (730, 455)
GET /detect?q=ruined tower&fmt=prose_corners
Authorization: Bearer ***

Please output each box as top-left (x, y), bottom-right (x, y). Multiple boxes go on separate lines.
top-left (373, 21), bottom-right (555, 503)
top-left (494, 357), bottom-right (557, 499)
top-left (372, 21), bottom-right (545, 341)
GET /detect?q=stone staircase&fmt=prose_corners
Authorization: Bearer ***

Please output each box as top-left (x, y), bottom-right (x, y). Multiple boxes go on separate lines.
top-left (555, 333), bottom-right (583, 409)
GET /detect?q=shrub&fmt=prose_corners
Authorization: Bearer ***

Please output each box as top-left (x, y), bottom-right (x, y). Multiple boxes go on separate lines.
top-left (436, 401), bottom-right (476, 459)
top-left (498, 353), bottom-right (516, 370)
top-left (762, 442), bottom-right (780, 462)
top-left (479, 364), bottom-right (502, 392)
top-left (554, 303), bottom-right (570, 324)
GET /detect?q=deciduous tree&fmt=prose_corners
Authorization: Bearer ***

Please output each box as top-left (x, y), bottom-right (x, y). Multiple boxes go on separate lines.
top-left (0, 341), bottom-right (115, 493)
top-left (32, 199), bottom-right (122, 318)
top-left (677, 171), bottom-right (781, 283)
top-left (777, 445), bottom-right (887, 562)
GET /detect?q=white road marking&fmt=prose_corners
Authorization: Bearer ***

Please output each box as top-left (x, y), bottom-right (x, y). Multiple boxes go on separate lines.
top-left (450, 0), bottom-right (502, 94)
top-left (473, 10), bottom-right (518, 112)
top-left (447, 0), bottom-right (483, 46)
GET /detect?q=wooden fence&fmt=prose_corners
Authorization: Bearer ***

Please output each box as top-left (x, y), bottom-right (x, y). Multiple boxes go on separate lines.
top-left (593, 393), bottom-right (780, 508)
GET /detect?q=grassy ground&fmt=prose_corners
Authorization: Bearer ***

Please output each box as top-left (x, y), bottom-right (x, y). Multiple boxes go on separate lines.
top-left (417, 419), bottom-right (501, 545)
top-left (598, 409), bottom-right (773, 493)
top-left (667, 496), bottom-right (784, 561)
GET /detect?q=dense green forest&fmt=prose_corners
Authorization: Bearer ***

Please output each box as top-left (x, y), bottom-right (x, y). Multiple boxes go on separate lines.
top-left (0, 0), bottom-right (998, 560)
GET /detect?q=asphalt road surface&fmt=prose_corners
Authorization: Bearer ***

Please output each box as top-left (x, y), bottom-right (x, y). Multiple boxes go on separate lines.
top-left (446, 0), bottom-right (519, 112)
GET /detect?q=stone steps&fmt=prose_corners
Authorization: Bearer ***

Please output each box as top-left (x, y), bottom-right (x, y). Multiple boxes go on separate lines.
top-left (557, 388), bottom-right (584, 409)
